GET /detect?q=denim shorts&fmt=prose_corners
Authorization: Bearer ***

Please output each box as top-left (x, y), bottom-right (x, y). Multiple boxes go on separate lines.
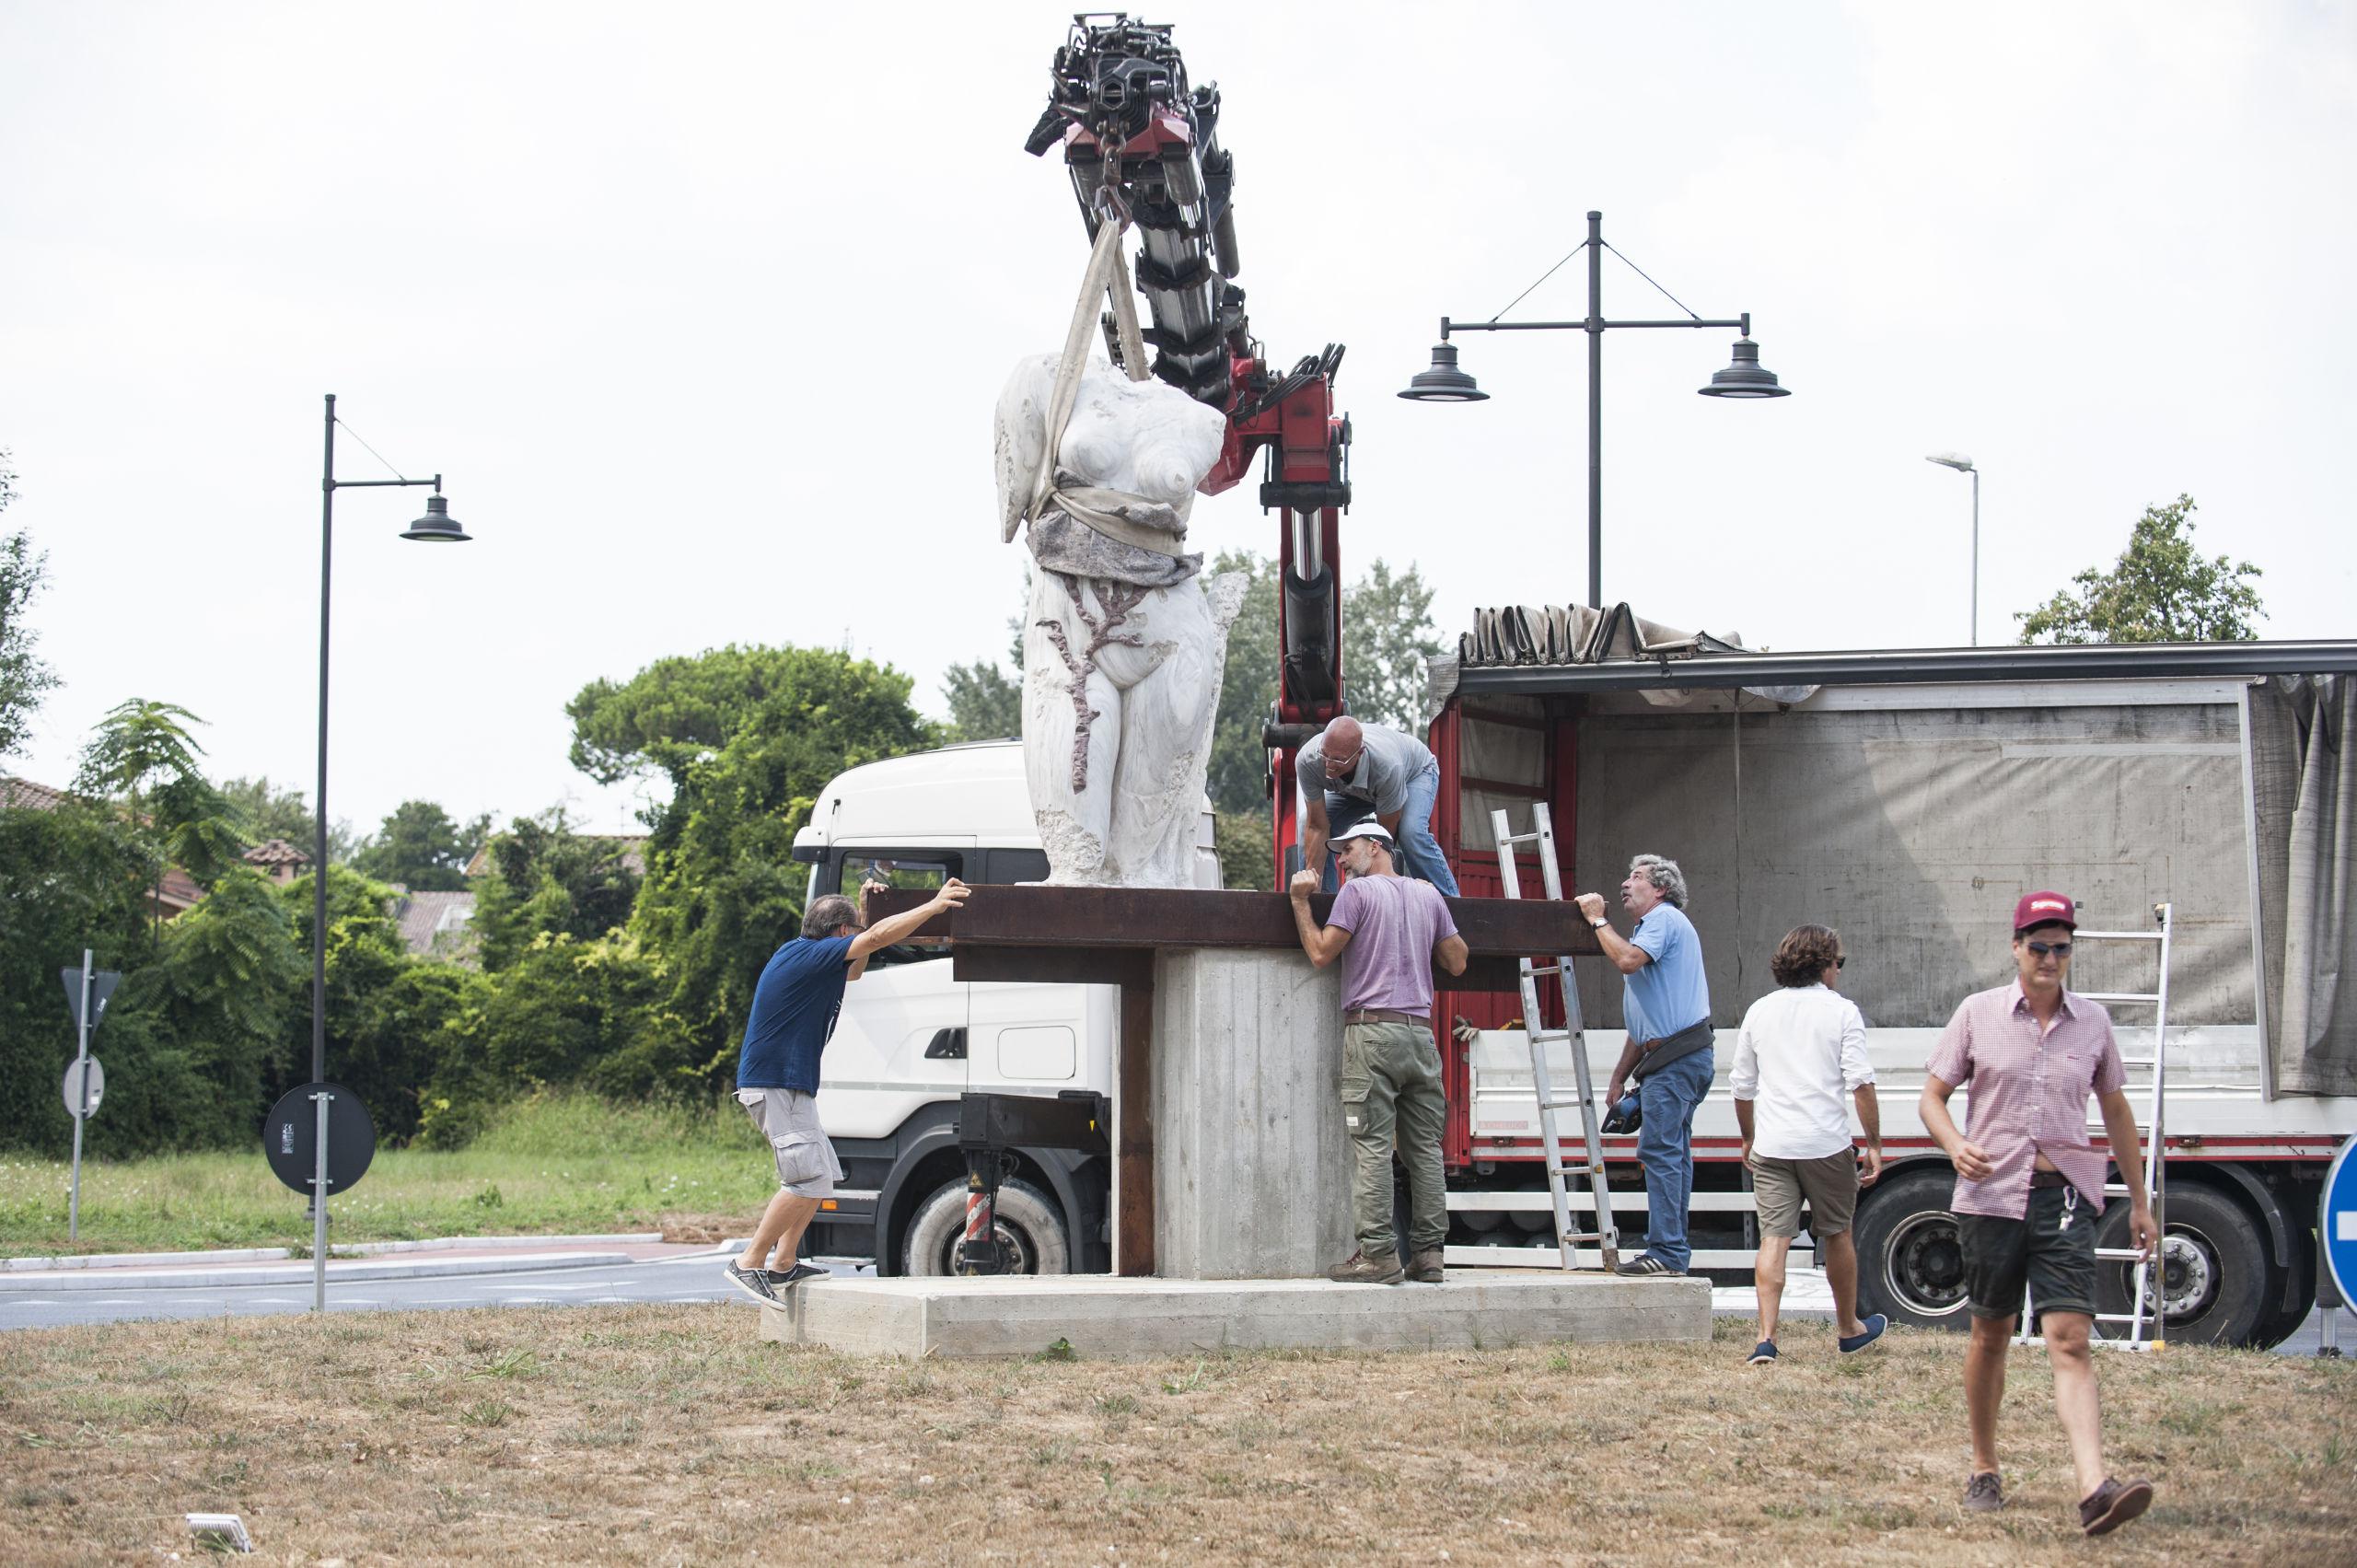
top-left (1958, 1182), bottom-right (2098, 1323)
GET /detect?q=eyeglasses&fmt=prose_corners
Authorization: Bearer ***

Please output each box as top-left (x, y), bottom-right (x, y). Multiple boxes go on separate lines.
top-left (2026, 940), bottom-right (2073, 958)
top-left (1835, 956), bottom-right (1847, 970)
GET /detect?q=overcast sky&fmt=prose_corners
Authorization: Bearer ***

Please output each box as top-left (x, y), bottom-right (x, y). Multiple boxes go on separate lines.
top-left (4, 2), bottom-right (2351, 838)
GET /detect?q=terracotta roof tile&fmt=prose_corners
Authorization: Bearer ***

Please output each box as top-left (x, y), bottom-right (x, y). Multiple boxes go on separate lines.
top-left (0, 775), bottom-right (75, 811)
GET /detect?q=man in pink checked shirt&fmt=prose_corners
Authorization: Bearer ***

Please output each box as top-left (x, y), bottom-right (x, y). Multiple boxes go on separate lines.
top-left (1921, 890), bottom-right (2162, 1537)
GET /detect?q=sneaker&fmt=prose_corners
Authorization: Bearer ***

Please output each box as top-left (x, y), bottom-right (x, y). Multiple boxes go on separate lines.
top-left (2078, 1477), bottom-right (2154, 1537)
top-left (724, 1260), bottom-right (779, 1304)
top-left (1839, 1313), bottom-right (1888, 1354)
top-left (1615, 1254), bottom-right (1680, 1278)
top-left (1325, 1249), bottom-right (1406, 1284)
top-left (1961, 1471), bottom-right (2003, 1513)
top-left (767, 1261), bottom-right (830, 1287)
top-left (1746, 1340), bottom-right (1778, 1365)
top-left (1406, 1249), bottom-right (1446, 1283)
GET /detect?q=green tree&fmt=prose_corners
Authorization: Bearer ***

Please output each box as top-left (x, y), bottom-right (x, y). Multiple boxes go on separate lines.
top-left (1, 452), bottom-right (60, 762)
top-left (941, 575), bottom-right (1029, 743)
top-left (1206, 549), bottom-right (1282, 815)
top-left (1203, 552), bottom-right (1444, 818)
top-left (940, 659), bottom-right (1023, 742)
top-left (0, 796), bottom-right (157, 1154)
top-left (74, 700), bottom-right (249, 942)
top-left (470, 808), bottom-right (643, 971)
top-left (573, 645), bottom-right (936, 1090)
top-left (2017, 494), bottom-right (2265, 645)
top-left (218, 775), bottom-right (356, 861)
top-left (352, 798), bottom-right (475, 890)
top-left (130, 866), bottom-right (308, 1145)
top-left (1342, 558), bottom-right (1446, 732)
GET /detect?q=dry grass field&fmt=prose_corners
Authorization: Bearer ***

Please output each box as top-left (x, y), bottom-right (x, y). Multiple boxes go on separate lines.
top-left (2, 1305), bottom-right (2350, 1564)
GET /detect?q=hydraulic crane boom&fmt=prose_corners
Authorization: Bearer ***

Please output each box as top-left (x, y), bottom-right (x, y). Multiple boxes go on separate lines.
top-left (1025, 13), bottom-right (1349, 886)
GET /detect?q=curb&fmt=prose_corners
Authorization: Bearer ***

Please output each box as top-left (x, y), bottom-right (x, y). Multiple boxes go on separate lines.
top-left (0, 1250), bottom-right (640, 1294)
top-left (1, 1233), bottom-right (664, 1273)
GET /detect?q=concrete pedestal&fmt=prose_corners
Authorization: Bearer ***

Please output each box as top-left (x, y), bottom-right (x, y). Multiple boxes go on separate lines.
top-left (1150, 947), bottom-right (1350, 1279)
top-left (759, 1272), bottom-right (1710, 1359)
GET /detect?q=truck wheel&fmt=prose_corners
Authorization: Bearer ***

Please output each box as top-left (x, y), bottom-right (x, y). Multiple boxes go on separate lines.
top-left (1852, 1167), bottom-right (1974, 1331)
top-left (2093, 1183), bottom-right (2268, 1347)
top-left (901, 1179), bottom-right (1070, 1277)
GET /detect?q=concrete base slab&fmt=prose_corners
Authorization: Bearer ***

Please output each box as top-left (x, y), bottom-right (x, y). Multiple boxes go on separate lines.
top-left (758, 1270), bottom-right (1710, 1359)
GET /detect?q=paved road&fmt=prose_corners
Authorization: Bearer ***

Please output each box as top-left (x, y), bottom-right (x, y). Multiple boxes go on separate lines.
top-left (3, 1257), bottom-right (2343, 1355)
top-left (0, 1251), bottom-right (880, 1332)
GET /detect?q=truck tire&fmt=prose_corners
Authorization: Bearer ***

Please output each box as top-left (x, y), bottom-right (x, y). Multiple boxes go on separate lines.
top-left (901, 1179), bottom-right (1070, 1277)
top-left (2093, 1183), bottom-right (2269, 1347)
top-left (1852, 1167), bottom-right (1974, 1331)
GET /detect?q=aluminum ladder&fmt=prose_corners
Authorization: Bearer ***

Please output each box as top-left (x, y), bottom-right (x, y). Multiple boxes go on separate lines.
top-left (2016, 901), bottom-right (2173, 1351)
top-left (1490, 804), bottom-right (1620, 1272)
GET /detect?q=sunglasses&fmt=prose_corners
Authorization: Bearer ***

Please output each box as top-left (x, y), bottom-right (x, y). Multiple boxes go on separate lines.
top-left (2026, 940), bottom-right (2073, 958)
top-left (1835, 956), bottom-right (1847, 970)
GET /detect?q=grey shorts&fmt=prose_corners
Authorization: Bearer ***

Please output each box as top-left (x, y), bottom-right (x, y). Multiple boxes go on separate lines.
top-left (737, 1088), bottom-right (843, 1198)
top-left (1751, 1150), bottom-right (1860, 1238)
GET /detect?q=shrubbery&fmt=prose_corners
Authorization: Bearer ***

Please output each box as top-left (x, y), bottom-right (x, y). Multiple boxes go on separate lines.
top-left (3, 644), bottom-right (937, 1160)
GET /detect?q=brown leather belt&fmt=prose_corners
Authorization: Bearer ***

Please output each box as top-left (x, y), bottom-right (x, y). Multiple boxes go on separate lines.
top-left (1343, 1008), bottom-right (1426, 1027)
top-left (2029, 1168), bottom-right (2071, 1189)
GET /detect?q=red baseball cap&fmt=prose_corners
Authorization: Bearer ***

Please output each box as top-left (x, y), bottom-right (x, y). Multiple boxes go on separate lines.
top-left (2013, 890), bottom-right (2077, 933)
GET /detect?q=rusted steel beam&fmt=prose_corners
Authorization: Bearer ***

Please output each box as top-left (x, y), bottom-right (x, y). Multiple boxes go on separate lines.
top-left (1115, 979), bottom-right (1154, 1276)
top-left (953, 947), bottom-right (1153, 988)
top-left (866, 885), bottom-right (1599, 959)
top-left (956, 941), bottom-right (1522, 993)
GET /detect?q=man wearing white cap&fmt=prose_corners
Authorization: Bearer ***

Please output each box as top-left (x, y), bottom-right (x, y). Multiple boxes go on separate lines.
top-left (1289, 820), bottom-right (1469, 1283)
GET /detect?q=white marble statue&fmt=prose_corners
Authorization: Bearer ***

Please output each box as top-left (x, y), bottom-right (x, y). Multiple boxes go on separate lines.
top-left (994, 353), bottom-right (1249, 887)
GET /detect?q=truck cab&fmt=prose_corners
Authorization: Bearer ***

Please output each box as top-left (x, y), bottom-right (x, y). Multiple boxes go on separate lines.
top-left (787, 739), bottom-right (1218, 1274)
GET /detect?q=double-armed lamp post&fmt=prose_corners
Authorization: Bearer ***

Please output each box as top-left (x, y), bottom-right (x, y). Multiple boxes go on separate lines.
top-left (309, 392), bottom-right (470, 1307)
top-left (1400, 210), bottom-right (1788, 610)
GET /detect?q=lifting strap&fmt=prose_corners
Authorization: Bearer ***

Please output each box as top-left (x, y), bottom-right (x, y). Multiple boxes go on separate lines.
top-left (1014, 218), bottom-right (1186, 561)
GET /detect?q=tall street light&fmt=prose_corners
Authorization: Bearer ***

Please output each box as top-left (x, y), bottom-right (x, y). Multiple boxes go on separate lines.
top-left (1400, 210), bottom-right (1788, 610)
top-left (311, 392), bottom-right (470, 1308)
top-left (1926, 452), bottom-right (1979, 645)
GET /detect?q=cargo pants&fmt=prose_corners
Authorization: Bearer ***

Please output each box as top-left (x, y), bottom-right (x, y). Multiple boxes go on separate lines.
top-left (1342, 1021), bottom-right (1448, 1260)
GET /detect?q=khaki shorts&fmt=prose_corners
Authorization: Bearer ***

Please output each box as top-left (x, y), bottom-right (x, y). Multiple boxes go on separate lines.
top-left (1751, 1150), bottom-right (1860, 1238)
top-left (737, 1088), bottom-right (843, 1198)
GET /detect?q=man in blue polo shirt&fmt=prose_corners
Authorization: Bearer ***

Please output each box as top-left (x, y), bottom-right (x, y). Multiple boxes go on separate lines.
top-left (1576, 853), bottom-right (1713, 1277)
top-left (725, 875), bottom-right (970, 1303)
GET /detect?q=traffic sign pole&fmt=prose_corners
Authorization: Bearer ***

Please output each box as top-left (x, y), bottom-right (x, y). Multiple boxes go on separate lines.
top-left (312, 1088), bottom-right (331, 1311)
top-left (69, 950), bottom-right (92, 1241)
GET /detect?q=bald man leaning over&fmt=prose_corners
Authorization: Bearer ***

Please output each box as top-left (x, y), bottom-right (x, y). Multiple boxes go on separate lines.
top-left (1297, 716), bottom-right (1461, 896)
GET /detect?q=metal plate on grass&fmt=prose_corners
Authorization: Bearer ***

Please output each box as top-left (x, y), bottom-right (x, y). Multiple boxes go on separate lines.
top-left (261, 1082), bottom-right (376, 1196)
top-left (61, 1057), bottom-right (104, 1119)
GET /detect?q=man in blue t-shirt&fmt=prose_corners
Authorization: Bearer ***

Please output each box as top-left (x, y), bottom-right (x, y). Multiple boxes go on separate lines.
top-left (1576, 853), bottom-right (1713, 1277)
top-left (725, 876), bottom-right (970, 1304)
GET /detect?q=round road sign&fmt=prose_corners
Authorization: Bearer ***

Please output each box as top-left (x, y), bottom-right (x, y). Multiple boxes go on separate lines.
top-left (2323, 1134), bottom-right (2357, 1310)
top-left (61, 1057), bottom-right (104, 1120)
top-left (261, 1082), bottom-right (377, 1197)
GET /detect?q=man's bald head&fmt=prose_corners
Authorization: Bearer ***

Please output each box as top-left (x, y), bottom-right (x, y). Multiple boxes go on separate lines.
top-left (1322, 715), bottom-right (1364, 771)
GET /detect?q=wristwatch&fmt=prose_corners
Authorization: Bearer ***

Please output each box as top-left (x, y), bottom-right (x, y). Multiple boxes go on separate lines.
top-left (1589, 918), bottom-right (1608, 929)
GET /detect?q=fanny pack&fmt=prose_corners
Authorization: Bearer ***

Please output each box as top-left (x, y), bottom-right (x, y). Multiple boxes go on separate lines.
top-left (1631, 1019), bottom-right (1714, 1080)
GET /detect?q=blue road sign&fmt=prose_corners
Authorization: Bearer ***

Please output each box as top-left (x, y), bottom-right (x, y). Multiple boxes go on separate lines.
top-left (2324, 1134), bottom-right (2357, 1309)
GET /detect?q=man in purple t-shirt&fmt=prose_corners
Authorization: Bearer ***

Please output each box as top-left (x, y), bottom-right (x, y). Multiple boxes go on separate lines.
top-left (1289, 821), bottom-right (1469, 1284)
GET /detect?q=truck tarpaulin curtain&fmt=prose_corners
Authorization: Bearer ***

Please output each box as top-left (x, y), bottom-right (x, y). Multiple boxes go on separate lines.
top-left (2253, 674), bottom-right (2357, 1097)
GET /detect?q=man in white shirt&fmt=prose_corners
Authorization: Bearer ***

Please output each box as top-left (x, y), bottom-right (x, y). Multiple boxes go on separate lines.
top-left (1730, 923), bottom-right (1885, 1364)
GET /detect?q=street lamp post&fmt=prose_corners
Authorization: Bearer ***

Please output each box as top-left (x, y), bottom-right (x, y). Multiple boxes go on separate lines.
top-left (1399, 210), bottom-right (1788, 610)
top-left (1926, 452), bottom-right (1979, 645)
top-left (311, 392), bottom-right (470, 1309)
